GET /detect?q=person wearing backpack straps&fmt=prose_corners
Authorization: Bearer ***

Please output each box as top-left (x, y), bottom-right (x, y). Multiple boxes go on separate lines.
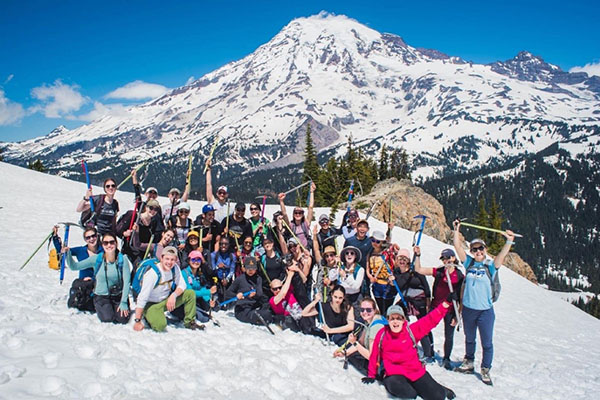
top-left (133, 246), bottom-right (202, 332)
top-left (362, 303), bottom-right (456, 400)
top-left (452, 219), bottom-right (515, 385)
top-left (277, 181), bottom-right (315, 250)
top-left (77, 177), bottom-right (120, 235)
top-left (63, 232), bottom-right (131, 324)
top-left (413, 247), bottom-right (464, 370)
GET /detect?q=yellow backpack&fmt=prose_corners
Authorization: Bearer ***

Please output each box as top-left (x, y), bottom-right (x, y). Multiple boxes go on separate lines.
top-left (48, 248), bottom-right (59, 270)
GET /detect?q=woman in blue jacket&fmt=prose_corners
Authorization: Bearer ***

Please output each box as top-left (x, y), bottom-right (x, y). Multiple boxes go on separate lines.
top-left (177, 250), bottom-right (216, 322)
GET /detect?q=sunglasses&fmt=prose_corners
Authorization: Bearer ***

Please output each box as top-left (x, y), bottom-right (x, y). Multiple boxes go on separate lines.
top-left (236, 209), bottom-right (246, 212)
top-left (250, 207), bottom-right (259, 211)
top-left (471, 246), bottom-right (485, 253)
top-left (190, 257), bottom-right (203, 263)
top-left (147, 190), bottom-right (157, 195)
top-left (441, 256), bottom-right (452, 260)
top-left (325, 253), bottom-right (336, 258)
top-left (371, 238), bottom-right (385, 244)
top-left (397, 257), bottom-right (409, 263)
top-left (388, 315), bottom-right (405, 321)
top-left (244, 241), bottom-right (253, 245)
top-left (345, 251), bottom-right (356, 257)
top-left (319, 220), bottom-right (329, 225)
top-left (148, 206), bottom-right (159, 212)
top-left (84, 234), bottom-right (97, 241)
top-left (102, 240), bottom-right (116, 246)
top-left (288, 243), bottom-right (297, 248)
top-left (359, 307), bottom-right (374, 313)
top-left (178, 209), bottom-right (190, 214)
top-left (293, 210), bottom-right (304, 215)
top-left (105, 184), bottom-right (116, 189)
top-left (188, 236), bottom-right (199, 241)
top-left (271, 286), bottom-right (282, 291)
top-left (217, 191), bottom-right (227, 195)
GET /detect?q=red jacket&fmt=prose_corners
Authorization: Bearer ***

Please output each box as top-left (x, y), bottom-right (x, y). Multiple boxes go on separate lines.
top-left (367, 303), bottom-right (448, 381)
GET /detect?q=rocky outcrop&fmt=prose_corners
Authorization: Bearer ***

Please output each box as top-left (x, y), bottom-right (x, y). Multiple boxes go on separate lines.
top-left (502, 252), bottom-right (538, 284)
top-left (350, 178), bottom-right (452, 243)
top-left (350, 178), bottom-right (538, 284)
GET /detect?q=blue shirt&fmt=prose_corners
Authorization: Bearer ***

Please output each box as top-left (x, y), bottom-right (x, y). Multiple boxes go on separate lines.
top-left (462, 255), bottom-right (496, 310)
top-left (343, 235), bottom-right (372, 265)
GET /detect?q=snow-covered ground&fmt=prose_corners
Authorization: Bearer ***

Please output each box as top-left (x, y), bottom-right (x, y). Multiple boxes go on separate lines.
top-left (1, 161), bottom-right (599, 399)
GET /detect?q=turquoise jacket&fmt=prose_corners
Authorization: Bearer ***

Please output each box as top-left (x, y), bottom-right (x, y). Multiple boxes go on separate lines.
top-left (181, 266), bottom-right (212, 302)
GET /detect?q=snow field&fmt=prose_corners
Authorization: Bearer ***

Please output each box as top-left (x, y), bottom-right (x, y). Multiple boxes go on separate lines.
top-left (1, 161), bottom-right (599, 399)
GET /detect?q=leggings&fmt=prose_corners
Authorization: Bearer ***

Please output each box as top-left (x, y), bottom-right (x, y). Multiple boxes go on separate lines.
top-left (383, 372), bottom-right (448, 400)
top-left (442, 311), bottom-right (457, 359)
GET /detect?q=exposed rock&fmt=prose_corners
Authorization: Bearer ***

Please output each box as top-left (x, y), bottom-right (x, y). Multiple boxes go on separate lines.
top-left (350, 178), bottom-right (452, 243)
top-left (502, 252), bottom-right (538, 284)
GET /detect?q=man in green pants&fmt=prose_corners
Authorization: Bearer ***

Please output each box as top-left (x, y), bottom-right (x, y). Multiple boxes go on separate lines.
top-left (133, 246), bottom-right (203, 331)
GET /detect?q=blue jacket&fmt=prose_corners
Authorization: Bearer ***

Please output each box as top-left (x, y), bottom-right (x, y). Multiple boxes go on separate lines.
top-left (211, 250), bottom-right (236, 280)
top-left (52, 235), bottom-right (102, 279)
top-left (181, 266), bottom-right (212, 302)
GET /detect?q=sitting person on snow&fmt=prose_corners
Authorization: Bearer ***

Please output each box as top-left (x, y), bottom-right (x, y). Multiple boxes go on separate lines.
top-left (225, 256), bottom-right (273, 326)
top-left (133, 246), bottom-right (203, 332)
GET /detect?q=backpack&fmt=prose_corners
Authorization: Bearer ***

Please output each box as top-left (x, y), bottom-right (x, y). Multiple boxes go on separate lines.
top-left (93, 253), bottom-right (125, 296)
top-left (463, 257), bottom-right (501, 302)
top-left (432, 267), bottom-right (464, 297)
top-left (80, 195), bottom-right (105, 227)
top-left (131, 258), bottom-right (176, 300)
top-left (48, 248), bottom-right (59, 270)
top-left (67, 278), bottom-right (96, 312)
top-left (375, 323), bottom-right (423, 380)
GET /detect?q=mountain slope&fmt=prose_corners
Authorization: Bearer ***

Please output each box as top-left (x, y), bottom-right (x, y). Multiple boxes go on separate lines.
top-left (1, 161), bottom-right (600, 398)
top-left (2, 12), bottom-right (599, 188)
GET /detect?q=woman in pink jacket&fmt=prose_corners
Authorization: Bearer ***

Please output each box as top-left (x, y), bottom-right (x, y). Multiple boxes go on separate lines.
top-left (363, 301), bottom-right (456, 399)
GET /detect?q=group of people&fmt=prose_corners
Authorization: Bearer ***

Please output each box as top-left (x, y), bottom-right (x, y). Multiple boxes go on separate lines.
top-left (51, 160), bottom-right (516, 399)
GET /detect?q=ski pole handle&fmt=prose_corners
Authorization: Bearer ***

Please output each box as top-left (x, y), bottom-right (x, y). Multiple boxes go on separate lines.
top-left (59, 225), bottom-right (70, 284)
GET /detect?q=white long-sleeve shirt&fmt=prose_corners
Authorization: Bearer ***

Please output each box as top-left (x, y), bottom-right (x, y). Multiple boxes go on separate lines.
top-left (135, 264), bottom-right (187, 309)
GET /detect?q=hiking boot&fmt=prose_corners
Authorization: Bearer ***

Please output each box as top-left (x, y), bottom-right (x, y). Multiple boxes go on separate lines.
top-left (481, 367), bottom-right (493, 386)
top-left (185, 321), bottom-right (205, 331)
top-left (442, 358), bottom-right (452, 370)
top-left (455, 358), bottom-right (474, 374)
top-left (445, 388), bottom-right (456, 399)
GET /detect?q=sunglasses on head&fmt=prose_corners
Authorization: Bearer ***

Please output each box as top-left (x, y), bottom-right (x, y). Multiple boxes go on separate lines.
top-left (84, 234), bottom-right (97, 241)
top-left (190, 257), bottom-right (203, 263)
top-left (102, 240), bottom-right (116, 246)
top-left (388, 315), bottom-right (405, 321)
top-left (105, 184), bottom-right (116, 189)
top-left (471, 246), bottom-right (485, 253)
top-left (359, 307), bottom-right (374, 313)
top-left (271, 286), bottom-right (282, 291)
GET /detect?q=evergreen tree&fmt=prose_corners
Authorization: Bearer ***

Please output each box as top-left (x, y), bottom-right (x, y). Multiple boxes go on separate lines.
top-left (474, 196), bottom-right (489, 241)
top-left (299, 123), bottom-right (319, 206)
top-left (488, 194), bottom-right (505, 254)
top-left (379, 144), bottom-right (389, 180)
top-left (28, 159), bottom-right (46, 172)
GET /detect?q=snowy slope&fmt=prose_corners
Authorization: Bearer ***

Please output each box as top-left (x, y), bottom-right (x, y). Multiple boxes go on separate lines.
top-left (3, 13), bottom-right (600, 181)
top-left (1, 161), bottom-right (599, 399)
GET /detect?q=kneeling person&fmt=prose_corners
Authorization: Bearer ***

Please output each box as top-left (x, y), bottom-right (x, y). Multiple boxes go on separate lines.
top-left (226, 256), bottom-right (272, 326)
top-left (133, 246), bottom-right (203, 332)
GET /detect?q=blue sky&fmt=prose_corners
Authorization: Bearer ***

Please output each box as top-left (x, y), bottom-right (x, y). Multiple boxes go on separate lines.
top-left (1, 0), bottom-right (598, 142)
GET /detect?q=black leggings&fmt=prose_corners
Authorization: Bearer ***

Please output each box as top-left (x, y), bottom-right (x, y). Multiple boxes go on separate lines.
top-left (442, 311), bottom-right (456, 359)
top-left (383, 372), bottom-right (448, 400)
top-left (93, 295), bottom-right (129, 324)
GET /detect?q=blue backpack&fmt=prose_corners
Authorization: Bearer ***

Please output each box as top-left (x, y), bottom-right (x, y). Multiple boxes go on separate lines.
top-left (93, 253), bottom-right (125, 279)
top-left (131, 258), bottom-right (176, 299)
top-left (463, 257), bottom-right (501, 302)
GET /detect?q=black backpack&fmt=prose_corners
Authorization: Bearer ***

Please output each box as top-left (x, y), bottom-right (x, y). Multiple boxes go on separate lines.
top-left (67, 278), bottom-right (95, 312)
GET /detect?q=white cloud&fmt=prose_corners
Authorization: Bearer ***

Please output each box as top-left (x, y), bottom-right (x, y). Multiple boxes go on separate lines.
top-left (4, 74), bottom-right (14, 84)
top-left (105, 80), bottom-right (170, 100)
top-left (569, 61), bottom-right (600, 77)
top-left (30, 80), bottom-right (88, 118)
top-left (0, 89), bottom-right (25, 125)
top-left (76, 101), bottom-right (130, 122)
top-left (185, 76), bottom-right (195, 85)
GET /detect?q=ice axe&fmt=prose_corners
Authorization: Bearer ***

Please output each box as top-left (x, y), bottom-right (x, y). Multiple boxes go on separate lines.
top-left (410, 215), bottom-right (428, 271)
top-left (457, 218), bottom-right (523, 238)
top-left (254, 194), bottom-right (272, 223)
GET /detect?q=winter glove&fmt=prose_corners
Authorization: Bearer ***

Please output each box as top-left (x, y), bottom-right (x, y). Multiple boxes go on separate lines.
top-left (361, 377), bottom-right (376, 385)
top-left (447, 292), bottom-right (459, 302)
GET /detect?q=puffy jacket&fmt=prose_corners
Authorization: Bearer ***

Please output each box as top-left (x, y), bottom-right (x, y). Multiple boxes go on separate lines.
top-left (368, 303), bottom-right (448, 381)
top-left (181, 266), bottom-right (212, 302)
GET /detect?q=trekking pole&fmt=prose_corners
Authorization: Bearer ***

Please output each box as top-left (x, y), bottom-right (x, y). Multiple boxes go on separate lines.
top-left (385, 260), bottom-right (408, 309)
top-left (346, 180), bottom-right (354, 214)
top-left (220, 289), bottom-right (256, 306)
top-left (117, 162), bottom-right (147, 189)
top-left (225, 200), bottom-right (231, 232)
top-left (203, 135), bottom-right (220, 174)
top-left (59, 225), bottom-right (70, 285)
top-left (186, 154), bottom-right (193, 192)
top-left (81, 160), bottom-right (95, 213)
top-left (365, 200), bottom-right (379, 220)
top-left (314, 287), bottom-right (330, 344)
top-left (20, 230), bottom-right (54, 270)
top-left (142, 234), bottom-right (155, 260)
top-left (282, 180), bottom-right (312, 196)
top-left (445, 264), bottom-right (463, 331)
top-left (459, 221), bottom-right (523, 238)
top-left (281, 219), bottom-right (308, 253)
top-left (410, 215), bottom-right (428, 271)
top-left (127, 200), bottom-right (140, 246)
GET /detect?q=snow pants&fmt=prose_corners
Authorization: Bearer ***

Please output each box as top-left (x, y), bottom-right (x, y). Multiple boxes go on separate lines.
top-left (94, 295), bottom-right (130, 324)
top-left (347, 352), bottom-right (369, 376)
top-left (383, 372), bottom-right (448, 400)
top-left (144, 289), bottom-right (196, 332)
top-left (462, 306), bottom-right (495, 369)
top-left (234, 304), bottom-right (273, 325)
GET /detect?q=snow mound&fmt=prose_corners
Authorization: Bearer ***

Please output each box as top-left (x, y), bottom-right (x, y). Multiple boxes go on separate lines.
top-left (0, 161), bottom-right (599, 399)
